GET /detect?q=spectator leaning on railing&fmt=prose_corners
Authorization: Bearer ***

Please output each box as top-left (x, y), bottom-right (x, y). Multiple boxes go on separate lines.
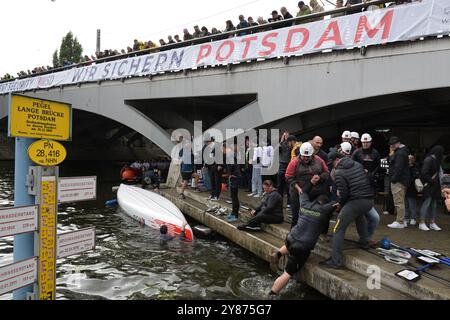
top-left (310, 0), bottom-right (325, 20)
top-left (237, 15), bottom-right (250, 36)
top-left (193, 25), bottom-right (203, 39)
top-left (225, 20), bottom-right (236, 33)
top-left (332, 0), bottom-right (346, 17)
top-left (268, 10), bottom-right (283, 23)
top-left (211, 28), bottom-right (221, 35)
top-left (201, 26), bottom-right (211, 37)
top-left (183, 28), bottom-right (193, 41)
top-left (257, 16), bottom-right (268, 25)
top-left (248, 16), bottom-right (259, 27)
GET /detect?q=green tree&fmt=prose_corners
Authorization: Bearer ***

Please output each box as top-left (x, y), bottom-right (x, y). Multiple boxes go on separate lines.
top-left (52, 50), bottom-right (59, 68)
top-left (56, 32), bottom-right (83, 66)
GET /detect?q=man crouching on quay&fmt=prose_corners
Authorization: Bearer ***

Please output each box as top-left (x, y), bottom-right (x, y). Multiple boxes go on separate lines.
top-left (267, 186), bottom-right (338, 298)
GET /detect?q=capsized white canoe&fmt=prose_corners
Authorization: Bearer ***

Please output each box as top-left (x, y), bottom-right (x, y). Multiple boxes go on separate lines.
top-left (117, 184), bottom-right (193, 241)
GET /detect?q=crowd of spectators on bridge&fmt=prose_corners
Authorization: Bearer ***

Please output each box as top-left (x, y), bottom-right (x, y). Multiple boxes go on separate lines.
top-left (1, 0), bottom-right (422, 82)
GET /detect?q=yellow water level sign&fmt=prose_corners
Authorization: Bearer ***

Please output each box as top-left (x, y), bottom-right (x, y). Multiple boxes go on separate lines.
top-left (28, 139), bottom-right (67, 166)
top-left (8, 94), bottom-right (72, 141)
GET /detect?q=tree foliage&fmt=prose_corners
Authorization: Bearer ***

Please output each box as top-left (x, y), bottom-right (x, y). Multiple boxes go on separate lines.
top-left (52, 50), bottom-right (59, 68)
top-left (55, 32), bottom-right (83, 67)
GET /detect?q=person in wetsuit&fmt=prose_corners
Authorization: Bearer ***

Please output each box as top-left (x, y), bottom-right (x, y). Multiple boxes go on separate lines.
top-left (267, 188), bottom-right (337, 297)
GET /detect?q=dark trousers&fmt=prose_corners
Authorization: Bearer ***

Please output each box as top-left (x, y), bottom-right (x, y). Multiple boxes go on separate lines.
top-left (247, 213), bottom-right (283, 227)
top-left (331, 198), bottom-right (373, 265)
top-left (277, 163), bottom-right (290, 204)
top-left (289, 187), bottom-right (300, 229)
top-left (285, 239), bottom-right (311, 276)
top-left (244, 165), bottom-right (253, 191)
top-left (209, 166), bottom-right (222, 198)
top-left (230, 186), bottom-right (240, 216)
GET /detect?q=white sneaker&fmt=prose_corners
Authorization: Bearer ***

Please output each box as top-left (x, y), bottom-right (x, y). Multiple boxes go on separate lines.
top-left (403, 221), bottom-right (408, 228)
top-left (418, 223), bottom-right (430, 231)
top-left (253, 194), bottom-right (261, 198)
top-left (429, 223), bottom-right (442, 231)
top-left (383, 211), bottom-right (390, 215)
top-left (247, 193), bottom-right (255, 197)
top-left (409, 219), bottom-right (417, 226)
top-left (388, 221), bottom-right (405, 229)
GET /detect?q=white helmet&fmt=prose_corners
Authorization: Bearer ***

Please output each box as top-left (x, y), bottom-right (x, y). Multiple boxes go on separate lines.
top-left (341, 131), bottom-right (352, 139)
top-left (361, 133), bottom-right (372, 142)
top-left (340, 142), bottom-right (352, 155)
top-left (300, 142), bottom-right (314, 157)
top-left (351, 132), bottom-right (360, 139)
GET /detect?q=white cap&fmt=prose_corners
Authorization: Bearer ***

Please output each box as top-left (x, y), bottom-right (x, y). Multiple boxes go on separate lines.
top-left (340, 142), bottom-right (352, 155)
top-left (341, 131), bottom-right (352, 139)
top-left (351, 132), bottom-right (360, 139)
top-left (300, 142), bottom-right (314, 156)
top-left (361, 133), bottom-right (372, 142)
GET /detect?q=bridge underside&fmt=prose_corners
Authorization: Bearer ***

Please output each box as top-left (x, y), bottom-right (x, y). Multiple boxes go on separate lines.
top-left (1, 86), bottom-right (448, 161)
top-left (269, 87), bottom-right (450, 156)
top-left (126, 94), bottom-right (256, 131)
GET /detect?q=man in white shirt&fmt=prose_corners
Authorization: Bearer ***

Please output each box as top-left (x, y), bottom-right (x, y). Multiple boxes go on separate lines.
top-left (130, 161), bottom-right (142, 170)
top-left (250, 144), bottom-right (263, 198)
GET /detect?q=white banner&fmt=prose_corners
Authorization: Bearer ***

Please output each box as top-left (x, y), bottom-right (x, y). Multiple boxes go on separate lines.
top-left (0, 257), bottom-right (38, 296)
top-left (1, 0), bottom-right (449, 95)
top-left (0, 205), bottom-right (39, 238)
top-left (57, 227), bottom-right (96, 259)
top-left (58, 176), bottom-right (97, 203)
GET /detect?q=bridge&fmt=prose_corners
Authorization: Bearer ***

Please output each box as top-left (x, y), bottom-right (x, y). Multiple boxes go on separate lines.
top-left (1, 0), bottom-right (450, 159)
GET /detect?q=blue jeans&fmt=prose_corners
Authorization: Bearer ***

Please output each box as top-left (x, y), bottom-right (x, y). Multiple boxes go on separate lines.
top-left (252, 166), bottom-right (262, 195)
top-left (365, 207), bottom-right (380, 239)
top-left (405, 196), bottom-right (417, 220)
top-left (420, 196), bottom-right (437, 221)
top-left (202, 167), bottom-right (212, 191)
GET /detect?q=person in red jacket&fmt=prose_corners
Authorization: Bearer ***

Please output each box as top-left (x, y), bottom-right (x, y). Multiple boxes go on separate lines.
top-left (285, 142), bottom-right (330, 228)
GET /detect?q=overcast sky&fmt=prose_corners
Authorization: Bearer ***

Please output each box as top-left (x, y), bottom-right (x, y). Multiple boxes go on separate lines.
top-left (0, 0), bottom-right (336, 77)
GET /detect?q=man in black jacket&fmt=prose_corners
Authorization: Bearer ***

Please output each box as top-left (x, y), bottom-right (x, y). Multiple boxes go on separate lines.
top-left (267, 191), bottom-right (337, 297)
top-left (387, 136), bottom-right (411, 229)
top-left (238, 180), bottom-right (283, 231)
top-left (278, 133), bottom-right (295, 206)
top-left (225, 145), bottom-right (241, 222)
top-left (320, 155), bottom-right (374, 269)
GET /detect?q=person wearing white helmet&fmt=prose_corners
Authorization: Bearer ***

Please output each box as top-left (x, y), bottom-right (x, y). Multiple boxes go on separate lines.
top-left (352, 133), bottom-right (381, 245)
top-left (341, 131), bottom-right (352, 143)
top-left (327, 131), bottom-right (353, 170)
top-left (351, 132), bottom-right (360, 150)
top-left (352, 134), bottom-right (380, 183)
top-left (285, 142), bottom-right (330, 229)
top-left (340, 142), bottom-right (353, 157)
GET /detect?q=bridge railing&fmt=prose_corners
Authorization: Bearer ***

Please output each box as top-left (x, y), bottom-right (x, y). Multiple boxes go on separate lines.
top-left (0, 0), bottom-right (400, 84)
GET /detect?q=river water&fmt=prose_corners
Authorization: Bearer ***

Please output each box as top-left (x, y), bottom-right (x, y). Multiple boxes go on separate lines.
top-left (0, 161), bottom-right (324, 300)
